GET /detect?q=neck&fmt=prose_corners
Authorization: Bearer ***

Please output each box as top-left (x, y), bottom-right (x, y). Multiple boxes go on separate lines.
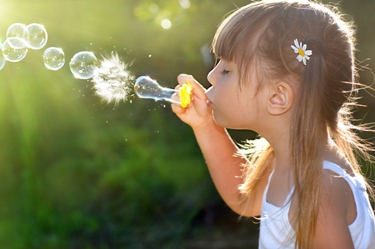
top-left (264, 130), bottom-right (331, 172)
top-left (267, 133), bottom-right (293, 172)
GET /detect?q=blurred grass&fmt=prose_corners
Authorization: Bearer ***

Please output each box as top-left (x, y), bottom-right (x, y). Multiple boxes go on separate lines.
top-left (0, 0), bottom-right (374, 248)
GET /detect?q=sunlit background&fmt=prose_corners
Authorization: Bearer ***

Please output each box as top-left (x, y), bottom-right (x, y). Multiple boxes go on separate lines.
top-left (0, 0), bottom-right (374, 248)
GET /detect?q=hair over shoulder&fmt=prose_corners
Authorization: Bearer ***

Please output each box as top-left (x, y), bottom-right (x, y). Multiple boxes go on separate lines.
top-left (212, 1), bottom-right (374, 248)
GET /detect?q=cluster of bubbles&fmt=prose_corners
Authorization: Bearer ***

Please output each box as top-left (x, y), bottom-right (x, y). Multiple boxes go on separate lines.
top-left (1, 23), bottom-right (99, 80)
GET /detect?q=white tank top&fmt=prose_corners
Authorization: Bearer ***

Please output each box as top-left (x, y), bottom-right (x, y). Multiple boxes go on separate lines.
top-left (259, 161), bottom-right (375, 249)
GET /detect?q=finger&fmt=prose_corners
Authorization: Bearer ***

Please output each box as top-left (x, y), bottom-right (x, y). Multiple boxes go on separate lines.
top-left (171, 102), bottom-right (185, 114)
top-left (171, 91), bottom-right (181, 104)
top-left (177, 74), bottom-right (207, 100)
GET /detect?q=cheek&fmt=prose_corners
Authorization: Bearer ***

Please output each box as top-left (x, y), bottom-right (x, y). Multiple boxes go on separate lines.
top-left (214, 86), bottom-right (236, 109)
top-left (213, 91), bottom-right (247, 125)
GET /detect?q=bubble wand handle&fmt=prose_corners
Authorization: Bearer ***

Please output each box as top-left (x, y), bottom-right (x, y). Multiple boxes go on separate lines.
top-left (134, 76), bottom-right (192, 108)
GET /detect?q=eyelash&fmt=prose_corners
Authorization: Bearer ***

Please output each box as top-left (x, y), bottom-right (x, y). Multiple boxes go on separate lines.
top-left (221, 69), bottom-right (229, 75)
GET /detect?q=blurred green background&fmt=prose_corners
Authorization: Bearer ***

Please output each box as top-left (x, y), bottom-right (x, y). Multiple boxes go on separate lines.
top-left (0, 0), bottom-right (374, 248)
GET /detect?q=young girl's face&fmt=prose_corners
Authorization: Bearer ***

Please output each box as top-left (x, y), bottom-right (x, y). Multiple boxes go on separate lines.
top-left (206, 59), bottom-right (267, 130)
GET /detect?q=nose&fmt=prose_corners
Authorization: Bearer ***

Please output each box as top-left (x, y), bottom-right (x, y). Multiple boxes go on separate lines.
top-left (207, 67), bottom-right (216, 86)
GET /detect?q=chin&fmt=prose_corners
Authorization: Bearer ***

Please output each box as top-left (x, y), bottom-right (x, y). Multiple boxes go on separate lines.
top-left (212, 115), bottom-right (226, 128)
top-left (212, 115), bottom-right (234, 129)
top-left (213, 115), bottom-right (253, 130)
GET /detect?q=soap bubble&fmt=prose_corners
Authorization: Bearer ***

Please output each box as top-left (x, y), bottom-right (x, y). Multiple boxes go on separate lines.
top-left (6, 23), bottom-right (29, 47)
top-left (69, 51), bottom-right (98, 79)
top-left (27, 23), bottom-right (48, 50)
top-left (43, 47), bottom-right (65, 70)
top-left (134, 76), bottom-right (176, 101)
top-left (2, 38), bottom-right (28, 62)
top-left (4, 37), bottom-right (27, 49)
top-left (0, 42), bottom-right (6, 70)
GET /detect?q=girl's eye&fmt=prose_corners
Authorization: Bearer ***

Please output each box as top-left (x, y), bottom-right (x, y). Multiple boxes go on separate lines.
top-left (221, 70), bottom-right (229, 75)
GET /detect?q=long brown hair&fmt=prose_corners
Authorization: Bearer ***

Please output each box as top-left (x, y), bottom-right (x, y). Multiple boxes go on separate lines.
top-left (212, 1), bottom-right (374, 248)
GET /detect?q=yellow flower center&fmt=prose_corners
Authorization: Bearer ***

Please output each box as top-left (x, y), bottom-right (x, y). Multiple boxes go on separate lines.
top-left (298, 48), bottom-right (305, 57)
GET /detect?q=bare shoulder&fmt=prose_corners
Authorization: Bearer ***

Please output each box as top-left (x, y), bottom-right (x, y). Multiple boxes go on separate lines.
top-left (321, 168), bottom-right (355, 209)
top-left (312, 168), bottom-right (355, 248)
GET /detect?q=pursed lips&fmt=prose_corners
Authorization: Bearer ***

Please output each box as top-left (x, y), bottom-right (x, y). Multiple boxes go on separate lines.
top-left (206, 99), bottom-right (213, 106)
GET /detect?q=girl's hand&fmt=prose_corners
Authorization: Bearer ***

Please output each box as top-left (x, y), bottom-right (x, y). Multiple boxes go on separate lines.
top-left (171, 74), bottom-right (213, 130)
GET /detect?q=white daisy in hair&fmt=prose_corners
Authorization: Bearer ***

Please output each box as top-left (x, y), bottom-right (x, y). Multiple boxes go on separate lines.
top-left (91, 53), bottom-right (135, 104)
top-left (291, 39), bottom-right (312, 66)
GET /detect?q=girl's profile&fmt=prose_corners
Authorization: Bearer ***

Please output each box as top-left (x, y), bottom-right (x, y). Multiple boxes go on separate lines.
top-left (172, 0), bottom-right (375, 248)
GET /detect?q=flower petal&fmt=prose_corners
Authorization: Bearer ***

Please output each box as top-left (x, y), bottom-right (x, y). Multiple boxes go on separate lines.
top-left (294, 39), bottom-right (299, 48)
top-left (291, 45), bottom-right (298, 53)
top-left (305, 50), bottom-right (312, 56)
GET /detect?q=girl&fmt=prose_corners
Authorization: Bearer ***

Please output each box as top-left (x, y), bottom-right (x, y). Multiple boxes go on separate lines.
top-left (172, 0), bottom-right (375, 248)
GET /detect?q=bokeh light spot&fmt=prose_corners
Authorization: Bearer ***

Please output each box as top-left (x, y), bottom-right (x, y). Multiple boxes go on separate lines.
top-left (149, 3), bottom-right (159, 13)
top-left (179, 0), bottom-right (191, 9)
top-left (161, 19), bottom-right (172, 29)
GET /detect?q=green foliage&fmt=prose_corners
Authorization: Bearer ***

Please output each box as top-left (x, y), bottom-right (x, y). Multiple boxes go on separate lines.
top-left (0, 0), bottom-right (374, 248)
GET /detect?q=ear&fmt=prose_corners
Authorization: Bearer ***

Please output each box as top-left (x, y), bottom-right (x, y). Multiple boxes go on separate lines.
top-left (267, 82), bottom-right (294, 116)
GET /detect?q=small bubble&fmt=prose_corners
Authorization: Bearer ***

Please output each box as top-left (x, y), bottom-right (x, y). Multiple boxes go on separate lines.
top-left (6, 37), bottom-right (27, 49)
top-left (0, 42), bottom-right (6, 70)
top-left (6, 23), bottom-right (29, 45)
top-left (148, 54), bottom-right (152, 58)
top-left (27, 23), bottom-right (48, 50)
top-left (69, 51), bottom-right (98, 79)
top-left (2, 38), bottom-right (28, 62)
top-left (43, 47), bottom-right (65, 70)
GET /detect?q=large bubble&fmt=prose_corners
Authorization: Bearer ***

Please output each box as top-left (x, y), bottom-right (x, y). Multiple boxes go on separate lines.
top-left (43, 47), bottom-right (65, 71)
top-left (27, 23), bottom-right (48, 50)
top-left (69, 51), bottom-right (98, 79)
top-left (2, 37), bottom-right (28, 62)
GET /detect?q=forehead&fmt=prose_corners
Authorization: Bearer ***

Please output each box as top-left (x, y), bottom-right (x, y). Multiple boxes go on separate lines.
top-left (212, 8), bottom-right (273, 80)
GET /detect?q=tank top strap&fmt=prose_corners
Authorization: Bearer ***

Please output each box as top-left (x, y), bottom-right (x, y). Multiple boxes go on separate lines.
top-left (263, 170), bottom-right (295, 208)
top-left (323, 161), bottom-right (367, 191)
